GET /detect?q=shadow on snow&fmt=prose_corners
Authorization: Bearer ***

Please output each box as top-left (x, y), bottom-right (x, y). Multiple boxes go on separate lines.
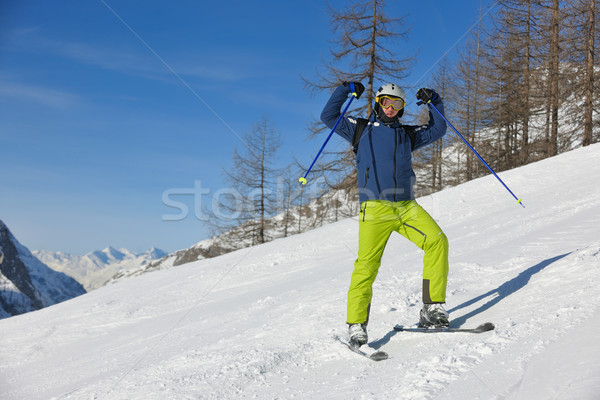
top-left (448, 252), bottom-right (571, 328)
top-left (369, 252), bottom-right (571, 349)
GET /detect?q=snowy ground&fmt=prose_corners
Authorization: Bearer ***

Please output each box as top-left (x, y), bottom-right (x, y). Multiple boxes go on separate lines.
top-left (2, 144), bottom-right (600, 400)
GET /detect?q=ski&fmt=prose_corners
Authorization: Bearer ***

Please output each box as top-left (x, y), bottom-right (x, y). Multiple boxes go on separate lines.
top-left (336, 337), bottom-right (389, 361)
top-left (393, 322), bottom-right (495, 333)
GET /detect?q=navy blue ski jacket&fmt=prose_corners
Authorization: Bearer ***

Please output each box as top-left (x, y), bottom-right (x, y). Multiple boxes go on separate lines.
top-left (321, 84), bottom-right (447, 203)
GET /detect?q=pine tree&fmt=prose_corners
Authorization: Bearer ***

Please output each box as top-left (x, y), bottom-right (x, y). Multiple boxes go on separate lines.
top-left (564, 0), bottom-right (598, 147)
top-left (453, 5), bottom-right (488, 182)
top-left (214, 116), bottom-right (281, 246)
top-left (550, 0), bottom-right (562, 156)
top-left (582, 0), bottom-right (596, 147)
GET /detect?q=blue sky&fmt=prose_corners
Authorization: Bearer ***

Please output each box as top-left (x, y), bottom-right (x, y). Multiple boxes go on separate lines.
top-left (0, 0), bottom-right (495, 255)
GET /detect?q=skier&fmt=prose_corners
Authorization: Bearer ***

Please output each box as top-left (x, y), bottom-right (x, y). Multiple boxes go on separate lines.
top-left (321, 81), bottom-right (450, 347)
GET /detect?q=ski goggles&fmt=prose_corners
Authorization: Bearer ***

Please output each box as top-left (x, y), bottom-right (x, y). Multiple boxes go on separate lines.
top-left (377, 95), bottom-right (405, 111)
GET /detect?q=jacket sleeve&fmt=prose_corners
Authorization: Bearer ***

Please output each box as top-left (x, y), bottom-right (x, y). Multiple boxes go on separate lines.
top-left (411, 99), bottom-right (448, 151)
top-left (320, 85), bottom-right (357, 143)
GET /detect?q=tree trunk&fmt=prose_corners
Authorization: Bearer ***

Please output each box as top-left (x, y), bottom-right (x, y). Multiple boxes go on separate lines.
top-left (549, 0), bottom-right (560, 156)
top-left (583, 0), bottom-right (595, 146)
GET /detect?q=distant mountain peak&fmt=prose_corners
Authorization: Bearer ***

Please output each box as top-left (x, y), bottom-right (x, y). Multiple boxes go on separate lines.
top-left (35, 245), bottom-right (168, 291)
top-left (145, 247), bottom-right (167, 259)
top-left (104, 246), bottom-right (126, 259)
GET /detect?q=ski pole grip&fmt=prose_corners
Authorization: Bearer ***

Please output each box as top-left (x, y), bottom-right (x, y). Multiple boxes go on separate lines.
top-left (349, 82), bottom-right (359, 98)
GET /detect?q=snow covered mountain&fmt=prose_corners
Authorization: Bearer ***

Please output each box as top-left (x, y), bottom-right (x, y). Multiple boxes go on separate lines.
top-left (33, 246), bottom-right (167, 291)
top-left (105, 187), bottom-right (359, 285)
top-left (1, 143), bottom-right (599, 399)
top-left (0, 220), bottom-right (86, 319)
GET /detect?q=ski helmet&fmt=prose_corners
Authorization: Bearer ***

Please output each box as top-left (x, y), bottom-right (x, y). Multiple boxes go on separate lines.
top-left (374, 83), bottom-right (406, 123)
top-left (375, 83), bottom-right (406, 103)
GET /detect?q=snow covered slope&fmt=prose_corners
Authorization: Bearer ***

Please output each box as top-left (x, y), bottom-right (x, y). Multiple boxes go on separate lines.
top-left (1, 144), bottom-right (600, 399)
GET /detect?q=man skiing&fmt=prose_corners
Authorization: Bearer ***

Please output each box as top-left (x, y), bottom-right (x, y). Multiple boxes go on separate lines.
top-left (321, 81), bottom-right (450, 347)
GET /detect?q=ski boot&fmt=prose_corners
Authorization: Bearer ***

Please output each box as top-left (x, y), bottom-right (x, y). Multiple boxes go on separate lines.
top-left (348, 323), bottom-right (368, 347)
top-left (418, 303), bottom-right (450, 328)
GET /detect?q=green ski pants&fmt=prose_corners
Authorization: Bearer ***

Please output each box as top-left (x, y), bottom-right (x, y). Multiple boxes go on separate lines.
top-left (347, 200), bottom-right (449, 324)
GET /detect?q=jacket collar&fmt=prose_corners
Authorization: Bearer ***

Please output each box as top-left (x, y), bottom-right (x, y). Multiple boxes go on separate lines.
top-left (371, 113), bottom-right (402, 128)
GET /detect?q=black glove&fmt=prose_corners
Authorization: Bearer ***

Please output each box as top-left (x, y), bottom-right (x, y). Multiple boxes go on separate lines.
top-left (343, 81), bottom-right (365, 99)
top-left (416, 88), bottom-right (439, 104)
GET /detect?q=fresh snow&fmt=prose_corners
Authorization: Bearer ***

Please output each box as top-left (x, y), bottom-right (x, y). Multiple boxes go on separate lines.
top-left (1, 144), bottom-right (600, 399)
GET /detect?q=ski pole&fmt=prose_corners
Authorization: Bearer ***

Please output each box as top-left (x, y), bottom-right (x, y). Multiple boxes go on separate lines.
top-left (424, 100), bottom-right (525, 208)
top-left (299, 90), bottom-right (357, 185)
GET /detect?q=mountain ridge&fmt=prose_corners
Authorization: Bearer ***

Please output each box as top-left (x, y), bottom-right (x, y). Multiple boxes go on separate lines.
top-left (0, 220), bottom-right (86, 319)
top-left (34, 246), bottom-right (167, 291)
